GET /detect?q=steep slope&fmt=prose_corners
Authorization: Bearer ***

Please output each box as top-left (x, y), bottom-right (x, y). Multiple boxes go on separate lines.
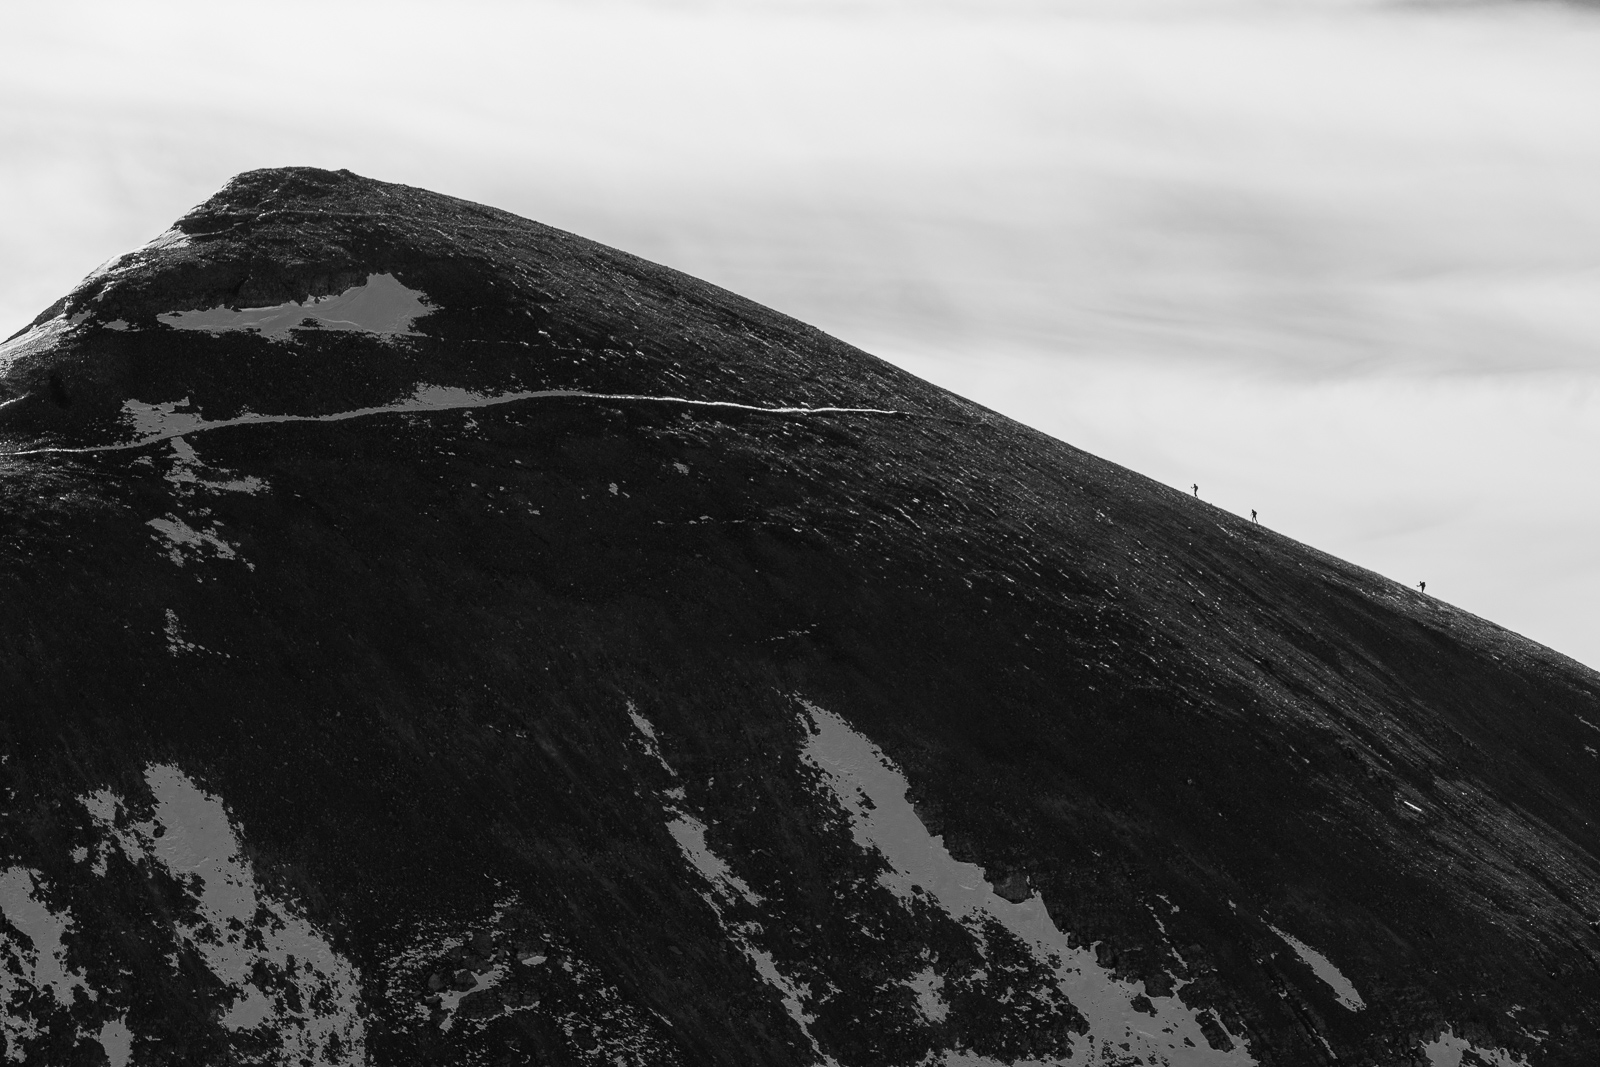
top-left (0, 167), bottom-right (1596, 1067)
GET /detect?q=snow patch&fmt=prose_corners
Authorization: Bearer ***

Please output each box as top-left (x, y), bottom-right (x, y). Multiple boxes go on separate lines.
top-left (739, 942), bottom-right (830, 1063)
top-left (0, 866), bottom-right (90, 1014)
top-left (1266, 924), bottom-right (1364, 1011)
top-left (666, 814), bottom-right (763, 906)
top-left (1424, 1029), bottom-right (1528, 1067)
top-left (163, 436), bottom-right (266, 495)
top-left (0, 866), bottom-right (133, 1065)
top-left (905, 965), bottom-right (949, 1023)
top-left (82, 765), bottom-right (365, 1062)
top-left (158, 272), bottom-right (432, 340)
top-left (122, 397), bottom-right (206, 439)
top-left (162, 608), bottom-right (220, 657)
top-left (147, 515), bottom-right (239, 567)
top-left (96, 1017), bottom-right (133, 1067)
top-left (409, 384), bottom-right (499, 409)
top-left (799, 699), bottom-right (1255, 1065)
top-left (436, 963), bottom-right (508, 1032)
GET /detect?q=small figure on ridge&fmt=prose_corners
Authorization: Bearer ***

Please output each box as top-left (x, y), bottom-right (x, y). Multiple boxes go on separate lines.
top-left (1418, 581), bottom-right (1426, 594)
top-left (1192, 483), bottom-right (1199, 498)
top-left (1251, 509), bottom-right (1257, 523)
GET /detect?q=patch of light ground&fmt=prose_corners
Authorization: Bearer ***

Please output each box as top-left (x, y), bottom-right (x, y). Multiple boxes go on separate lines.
top-left (96, 1018), bottom-right (132, 1067)
top-left (158, 272), bottom-right (431, 339)
top-left (1424, 1029), bottom-right (1527, 1067)
top-left (628, 701), bottom-right (676, 776)
top-left (0, 866), bottom-right (90, 1060)
top-left (83, 764), bottom-right (366, 1063)
top-left (628, 707), bottom-right (840, 1067)
top-left (1265, 924), bottom-right (1364, 1011)
top-left (0, 867), bottom-right (87, 1012)
top-left (905, 965), bottom-right (949, 1023)
top-left (435, 962), bottom-right (508, 1033)
top-left (0, 865), bottom-right (132, 1065)
top-left (665, 813), bottom-right (763, 906)
top-left (147, 514), bottom-right (239, 567)
top-left (799, 699), bottom-right (1255, 1066)
top-left (162, 436), bottom-right (265, 495)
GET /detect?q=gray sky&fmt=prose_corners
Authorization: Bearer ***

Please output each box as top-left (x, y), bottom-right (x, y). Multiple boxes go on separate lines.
top-left (5, 0), bottom-right (1599, 666)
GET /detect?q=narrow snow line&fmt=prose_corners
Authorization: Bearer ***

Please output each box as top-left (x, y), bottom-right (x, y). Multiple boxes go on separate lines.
top-left (3, 387), bottom-right (916, 458)
top-left (1265, 924), bottom-right (1365, 1011)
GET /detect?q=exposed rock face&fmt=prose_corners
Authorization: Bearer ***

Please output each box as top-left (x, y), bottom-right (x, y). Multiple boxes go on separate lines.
top-left (1, 167), bottom-right (1596, 1066)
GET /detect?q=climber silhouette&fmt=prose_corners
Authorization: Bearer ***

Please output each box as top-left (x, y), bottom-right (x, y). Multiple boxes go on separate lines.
top-left (1418, 581), bottom-right (1426, 593)
top-left (1192, 484), bottom-right (1199, 497)
top-left (1251, 509), bottom-right (1257, 523)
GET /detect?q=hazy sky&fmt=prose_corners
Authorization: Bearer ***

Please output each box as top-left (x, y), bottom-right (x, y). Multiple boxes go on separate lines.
top-left (4, 0), bottom-right (1599, 666)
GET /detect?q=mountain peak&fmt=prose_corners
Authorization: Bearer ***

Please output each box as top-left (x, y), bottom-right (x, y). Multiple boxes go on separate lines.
top-left (1, 171), bottom-right (1596, 1066)
top-left (0, 166), bottom-right (929, 451)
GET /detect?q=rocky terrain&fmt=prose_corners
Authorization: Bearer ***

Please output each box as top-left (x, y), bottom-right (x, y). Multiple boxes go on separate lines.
top-left (1, 167), bottom-right (1596, 1066)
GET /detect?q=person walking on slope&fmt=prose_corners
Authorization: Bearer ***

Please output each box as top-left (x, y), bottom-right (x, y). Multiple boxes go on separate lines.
top-left (1251, 509), bottom-right (1257, 523)
top-left (1418, 581), bottom-right (1426, 593)
top-left (1192, 483), bottom-right (1199, 497)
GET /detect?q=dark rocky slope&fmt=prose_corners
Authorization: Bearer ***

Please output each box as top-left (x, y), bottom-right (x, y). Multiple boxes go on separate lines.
top-left (0, 167), bottom-right (1596, 1066)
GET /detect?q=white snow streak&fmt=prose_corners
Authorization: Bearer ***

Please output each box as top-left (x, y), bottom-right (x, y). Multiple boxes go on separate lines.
top-left (629, 706), bottom-right (838, 1067)
top-left (6, 385), bottom-right (914, 458)
top-left (666, 814), bottom-right (763, 907)
top-left (1266, 924), bottom-right (1364, 1011)
top-left (799, 699), bottom-right (1256, 1066)
top-left (628, 702), bottom-right (676, 776)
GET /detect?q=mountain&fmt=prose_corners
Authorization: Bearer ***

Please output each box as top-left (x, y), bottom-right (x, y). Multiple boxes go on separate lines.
top-left (1, 166), bottom-right (1596, 1067)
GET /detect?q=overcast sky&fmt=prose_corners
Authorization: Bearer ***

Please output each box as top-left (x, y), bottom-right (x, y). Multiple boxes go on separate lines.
top-left (4, 0), bottom-right (1599, 667)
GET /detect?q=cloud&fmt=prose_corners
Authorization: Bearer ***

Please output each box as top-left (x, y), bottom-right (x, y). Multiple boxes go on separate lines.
top-left (3, 0), bottom-right (1599, 663)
